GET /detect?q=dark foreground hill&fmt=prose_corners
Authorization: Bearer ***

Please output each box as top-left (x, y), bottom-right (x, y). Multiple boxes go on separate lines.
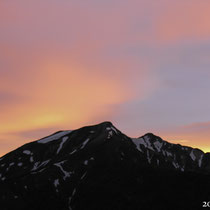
top-left (0, 122), bottom-right (210, 210)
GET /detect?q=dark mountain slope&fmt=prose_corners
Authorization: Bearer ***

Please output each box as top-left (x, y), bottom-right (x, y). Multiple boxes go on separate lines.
top-left (0, 122), bottom-right (210, 210)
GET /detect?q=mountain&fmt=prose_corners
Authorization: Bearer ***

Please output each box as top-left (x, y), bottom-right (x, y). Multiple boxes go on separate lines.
top-left (0, 121), bottom-right (210, 210)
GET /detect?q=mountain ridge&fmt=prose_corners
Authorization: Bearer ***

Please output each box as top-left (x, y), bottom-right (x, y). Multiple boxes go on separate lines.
top-left (2, 121), bottom-right (207, 157)
top-left (0, 121), bottom-right (210, 210)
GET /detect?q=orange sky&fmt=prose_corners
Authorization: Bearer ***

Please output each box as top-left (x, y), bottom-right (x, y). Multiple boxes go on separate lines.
top-left (1, 0), bottom-right (210, 156)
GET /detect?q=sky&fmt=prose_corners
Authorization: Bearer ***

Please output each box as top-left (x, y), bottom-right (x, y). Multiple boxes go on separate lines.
top-left (0, 0), bottom-right (210, 156)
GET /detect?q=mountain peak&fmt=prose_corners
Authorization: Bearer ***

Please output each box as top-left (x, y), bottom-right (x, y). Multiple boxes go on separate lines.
top-left (137, 133), bottom-right (163, 142)
top-left (143, 133), bottom-right (157, 138)
top-left (97, 121), bottom-right (114, 127)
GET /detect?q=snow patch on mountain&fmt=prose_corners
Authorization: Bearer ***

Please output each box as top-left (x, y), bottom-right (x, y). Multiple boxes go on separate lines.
top-left (81, 172), bottom-right (87, 180)
top-left (190, 150), bottom-right (196, 161)
top-left (57, 137), bottom-right (69, 154)
top-left (30, 156), bottom-right (34, 162)
top-left (80, 138), bottom-right (90, 149)
top-left (54, 161), bottom-right (73, 180)
top-left (38, 131), bottom-right (72, 144)
top-left (32, 160), bottom-right (50, 171)
top-left (54, 179), bottom-right (59, 188)
top-left (132, 138), bottom-right (145, 152)
top-left (153, 140), bottom-right (163, 152)
top-left (199, 154), bottom-right (204, 167)
top-left (172, 161), bottom-right (179, 169)
top-left (18, 162), bottom-right (23, 167)
top-left (23, 150), bottom-right (31, 155)
top-left (107, 130), bottom-right (113, 139)
top-left (84, 160), bottom-right (88, 165)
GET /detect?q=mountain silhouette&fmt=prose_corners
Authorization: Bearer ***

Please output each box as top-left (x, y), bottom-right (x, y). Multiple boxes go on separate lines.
top-left (0, 121), bottom-right (210, 210)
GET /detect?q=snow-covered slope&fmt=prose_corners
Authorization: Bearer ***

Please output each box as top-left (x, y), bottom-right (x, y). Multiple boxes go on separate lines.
top-left (132, 133), bottom-right (205, 172)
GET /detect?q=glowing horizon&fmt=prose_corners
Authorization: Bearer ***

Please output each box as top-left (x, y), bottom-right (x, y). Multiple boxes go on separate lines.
top-left (1, 0), bottom-right (210, 156)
